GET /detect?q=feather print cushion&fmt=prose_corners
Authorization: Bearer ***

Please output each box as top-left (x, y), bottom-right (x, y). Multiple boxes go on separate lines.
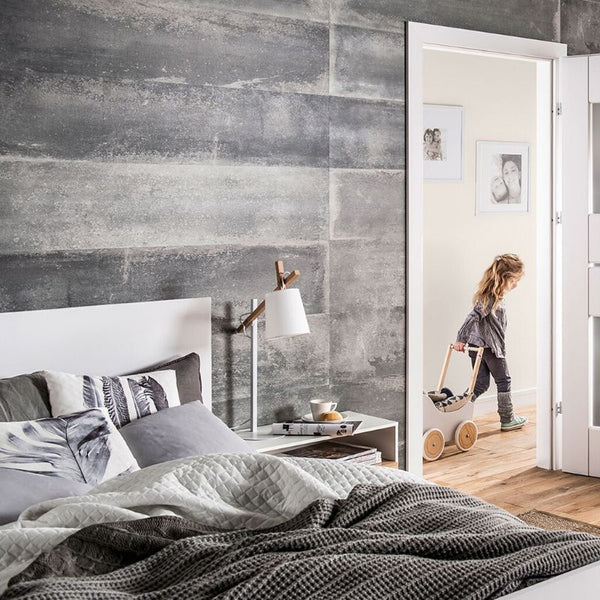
top-left (0, 408), bottom-right (139, 485)
top-left (45, 370), bottom-right (180, 428)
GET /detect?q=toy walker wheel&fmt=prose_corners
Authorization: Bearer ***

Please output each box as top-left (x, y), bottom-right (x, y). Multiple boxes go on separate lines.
top-left (423, 428), bottom-right (445, 461)
top-left (455, 420), bottom-right (478, 451)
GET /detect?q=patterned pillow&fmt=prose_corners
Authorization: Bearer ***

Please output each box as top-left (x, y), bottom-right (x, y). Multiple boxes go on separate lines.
top-left (124, 353), bottom-right (202, 404)
top-left (0, 408), bottom-right (139, 486)
top-left (45, 370), bottom-right (180, 428)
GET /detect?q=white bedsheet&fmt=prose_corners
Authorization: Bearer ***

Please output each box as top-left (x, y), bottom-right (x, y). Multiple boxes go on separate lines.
top-left (0, 453), bottom-right (421, 592)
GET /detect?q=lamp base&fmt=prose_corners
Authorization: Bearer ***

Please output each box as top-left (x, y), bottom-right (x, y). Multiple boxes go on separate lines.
top-left (239, 430), bottom-right (285, 441)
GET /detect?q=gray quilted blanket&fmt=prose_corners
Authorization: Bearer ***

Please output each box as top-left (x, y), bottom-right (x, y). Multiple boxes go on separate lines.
top-left (5, 481), bottom-right (600, 600)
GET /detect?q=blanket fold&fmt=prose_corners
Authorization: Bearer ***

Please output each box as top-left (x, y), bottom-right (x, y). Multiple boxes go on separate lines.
top-left (5, 481), bottom-right (600, 600)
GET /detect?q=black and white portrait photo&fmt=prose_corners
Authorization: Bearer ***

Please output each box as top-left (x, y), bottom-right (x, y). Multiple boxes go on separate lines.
top-left (423, 127), bottom-right (445, 161)
top-left (476, 142), bottom-right (530, 214)
top-left (423, 105), bottom-right (463, 181)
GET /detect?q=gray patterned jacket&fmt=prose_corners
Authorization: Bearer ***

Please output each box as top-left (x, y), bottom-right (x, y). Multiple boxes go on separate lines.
top-left (456, 301), bottom-right (507, 358)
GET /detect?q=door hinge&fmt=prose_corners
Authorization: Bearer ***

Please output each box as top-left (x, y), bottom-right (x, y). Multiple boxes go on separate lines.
top-left (555, 211), bottom-right (562, 224)
top-left (556, 102), bottom-right (563, 116)
top-left (556, 402), bottom-right (562, 415)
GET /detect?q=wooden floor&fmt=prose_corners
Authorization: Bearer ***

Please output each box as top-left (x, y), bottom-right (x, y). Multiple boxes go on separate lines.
top-left (423, 405), bottom-right (600, 526)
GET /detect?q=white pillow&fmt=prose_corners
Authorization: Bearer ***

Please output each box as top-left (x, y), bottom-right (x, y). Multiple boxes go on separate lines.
top-left (45, 369), bottom-right (180, 429)
top-left (0, 408), bottom-right (139, 485)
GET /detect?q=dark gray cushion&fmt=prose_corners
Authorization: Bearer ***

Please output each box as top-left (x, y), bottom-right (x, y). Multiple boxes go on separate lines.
top-left (0, 372), bottom-right (51, 422)
top-left (119, 402), bottom-right (253, 468)
top-left (0, 468), bottom-right (91, 525)
top-left (125, 353), bottom-right (202, 404)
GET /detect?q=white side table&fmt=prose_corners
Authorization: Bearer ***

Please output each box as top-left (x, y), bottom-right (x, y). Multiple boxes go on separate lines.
top-left (237, 411), bottom-right (399, 468)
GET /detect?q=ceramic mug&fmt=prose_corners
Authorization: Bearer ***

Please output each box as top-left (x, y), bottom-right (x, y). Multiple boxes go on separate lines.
top-left (309, 399), bottom-right (338, 421)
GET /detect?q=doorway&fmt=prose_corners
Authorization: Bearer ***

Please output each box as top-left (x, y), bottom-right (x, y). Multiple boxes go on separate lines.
top-left (406, 23), bottom-right (567, 476)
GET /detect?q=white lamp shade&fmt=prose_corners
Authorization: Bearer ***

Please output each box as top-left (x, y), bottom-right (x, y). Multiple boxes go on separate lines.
top-left (265, 288), bottom-right (310, 339)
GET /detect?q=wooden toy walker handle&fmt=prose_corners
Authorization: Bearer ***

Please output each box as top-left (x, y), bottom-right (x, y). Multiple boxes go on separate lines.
top-left (435, 344), bottom-right (454, 394)
top-left (436, 344), bottom-right (484, 395)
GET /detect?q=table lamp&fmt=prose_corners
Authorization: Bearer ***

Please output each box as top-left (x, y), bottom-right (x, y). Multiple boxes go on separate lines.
top-left (237, 260), bottom-right (310, 439)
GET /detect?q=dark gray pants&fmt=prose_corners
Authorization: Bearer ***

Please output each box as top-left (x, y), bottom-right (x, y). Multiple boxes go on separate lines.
top-left (470, 348), bottom-right (514, 423)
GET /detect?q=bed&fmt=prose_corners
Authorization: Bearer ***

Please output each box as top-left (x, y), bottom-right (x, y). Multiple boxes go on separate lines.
top-left (1, 299), bottom-right (600, 599)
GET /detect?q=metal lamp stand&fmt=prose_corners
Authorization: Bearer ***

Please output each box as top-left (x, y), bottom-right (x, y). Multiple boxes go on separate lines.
top-left (240, 299), bottom-right (272, 441)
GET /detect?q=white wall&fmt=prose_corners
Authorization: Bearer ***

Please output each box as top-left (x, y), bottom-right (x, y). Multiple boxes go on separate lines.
top-left (423, 50), bottom-right (537, 412)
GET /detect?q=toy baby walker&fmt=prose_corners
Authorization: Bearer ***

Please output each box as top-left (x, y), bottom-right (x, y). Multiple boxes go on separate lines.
top-left (423, 344), bottom-right (484, 462)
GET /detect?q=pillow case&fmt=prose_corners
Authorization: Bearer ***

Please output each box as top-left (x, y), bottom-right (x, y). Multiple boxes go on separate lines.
top-left (45, 370), bottom-right (180, 428)
top-left (126, 353), bottom-right (202, 404)
top-left (119, 401), bottom-right (254, 468)
top-left (0, 469), bottom-right (92, 525)
top-left (0, 408), bottom-right (139, 485)
top-left (0, 372), bottom-right (51, 422)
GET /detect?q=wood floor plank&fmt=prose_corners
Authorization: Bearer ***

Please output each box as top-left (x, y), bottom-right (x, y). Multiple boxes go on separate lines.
top-left (493, 501), bottom-right (529, 514)
top-left (423, 404), bottom-right (600, 526)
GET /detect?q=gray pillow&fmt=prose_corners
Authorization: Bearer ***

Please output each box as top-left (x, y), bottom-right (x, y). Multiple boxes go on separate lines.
top-left (0, 372), bottom-right (51, 422)
top-left (125, 353), bottom-right (202, 404)
top-left (119, 402), bottom-right (254, 468)
top-left (0, 468), bottom-right (91, 525)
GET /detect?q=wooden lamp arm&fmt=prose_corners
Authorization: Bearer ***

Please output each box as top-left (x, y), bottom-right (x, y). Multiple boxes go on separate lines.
top-left (236, 268), bottom-right (300, 333)
top-left (275, 260), bottom-right (286, 289)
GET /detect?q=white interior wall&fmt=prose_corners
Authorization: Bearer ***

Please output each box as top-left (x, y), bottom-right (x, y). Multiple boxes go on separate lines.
top-left (423, 50), bottom-right (537, 414)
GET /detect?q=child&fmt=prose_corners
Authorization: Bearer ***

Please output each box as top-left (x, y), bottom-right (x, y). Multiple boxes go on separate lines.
top-left (423, 128), bottom-right (434, 160)
top-left (430, 128), bottom-right (443, 160)
top-left (454, 254), bottom-right (528, 431)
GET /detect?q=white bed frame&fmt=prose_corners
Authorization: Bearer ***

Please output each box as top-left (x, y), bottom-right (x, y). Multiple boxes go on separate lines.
top-left (0, 298), bottom-right (212, 409)
top-left (505, 561), bottom-right (600, 598)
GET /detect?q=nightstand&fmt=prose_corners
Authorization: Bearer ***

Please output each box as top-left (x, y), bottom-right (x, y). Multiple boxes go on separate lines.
top-left (238, 411), bottom-right (399, 468)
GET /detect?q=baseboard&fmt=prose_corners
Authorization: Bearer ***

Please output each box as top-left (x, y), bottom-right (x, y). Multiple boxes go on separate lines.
top-left (472, 387), bottom-right (536, 417)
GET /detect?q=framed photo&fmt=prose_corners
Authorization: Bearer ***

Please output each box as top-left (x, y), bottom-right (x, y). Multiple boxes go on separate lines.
top-left (476, 141), bottom-right (530, 215)
top-left (423, 104), bottom-right (463, 181)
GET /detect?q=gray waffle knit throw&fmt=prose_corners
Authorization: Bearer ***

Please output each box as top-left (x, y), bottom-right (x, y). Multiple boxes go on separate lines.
top-left (6, 481), bottom-right (600, 600)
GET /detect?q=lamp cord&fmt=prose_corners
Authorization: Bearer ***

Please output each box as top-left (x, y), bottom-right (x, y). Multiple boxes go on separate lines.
top-left (230, 418), bottom-right (251, 431)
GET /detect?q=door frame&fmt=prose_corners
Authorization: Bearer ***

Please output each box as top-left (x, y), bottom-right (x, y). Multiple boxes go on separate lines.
top-left (406, 22), bottom-right (567, 476)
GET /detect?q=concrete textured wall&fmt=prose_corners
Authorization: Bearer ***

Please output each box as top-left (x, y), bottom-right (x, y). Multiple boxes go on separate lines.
top-left (1, 0), bottom-right (598, 466)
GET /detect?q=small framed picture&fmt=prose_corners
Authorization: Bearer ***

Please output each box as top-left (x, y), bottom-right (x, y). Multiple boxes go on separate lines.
top-left (423, 104), bottom-right (463, 181)
top-left (476, 141), bottom-right (530, 215)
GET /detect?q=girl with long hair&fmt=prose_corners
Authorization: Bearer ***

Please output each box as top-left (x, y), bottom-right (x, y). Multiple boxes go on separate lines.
top-left (454, 253), bottom-right (527, 431)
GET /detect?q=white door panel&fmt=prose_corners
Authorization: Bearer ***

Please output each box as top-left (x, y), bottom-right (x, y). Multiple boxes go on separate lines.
top-left (559, 55), bottom-right (591, 475)
top-left (589, 55), bottom-right (600, 103)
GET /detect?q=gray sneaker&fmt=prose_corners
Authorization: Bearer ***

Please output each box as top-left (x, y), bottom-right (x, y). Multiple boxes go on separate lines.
top-left (501, 415), bottom-right (528, 431)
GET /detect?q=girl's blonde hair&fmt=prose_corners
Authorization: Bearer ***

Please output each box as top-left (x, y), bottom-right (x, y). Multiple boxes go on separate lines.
top-left (473, 253), bottom-right (524, 313)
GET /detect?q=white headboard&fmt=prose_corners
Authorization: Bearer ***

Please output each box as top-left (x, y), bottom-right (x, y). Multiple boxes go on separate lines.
top-left (0, 298), bottom-right (212, 410)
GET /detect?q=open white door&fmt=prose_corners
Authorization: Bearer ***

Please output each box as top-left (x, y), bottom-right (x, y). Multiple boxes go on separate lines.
top-left (407, 22), bottom-right (566, 476)
top-left (558, 54), bottom-right (600, 476)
